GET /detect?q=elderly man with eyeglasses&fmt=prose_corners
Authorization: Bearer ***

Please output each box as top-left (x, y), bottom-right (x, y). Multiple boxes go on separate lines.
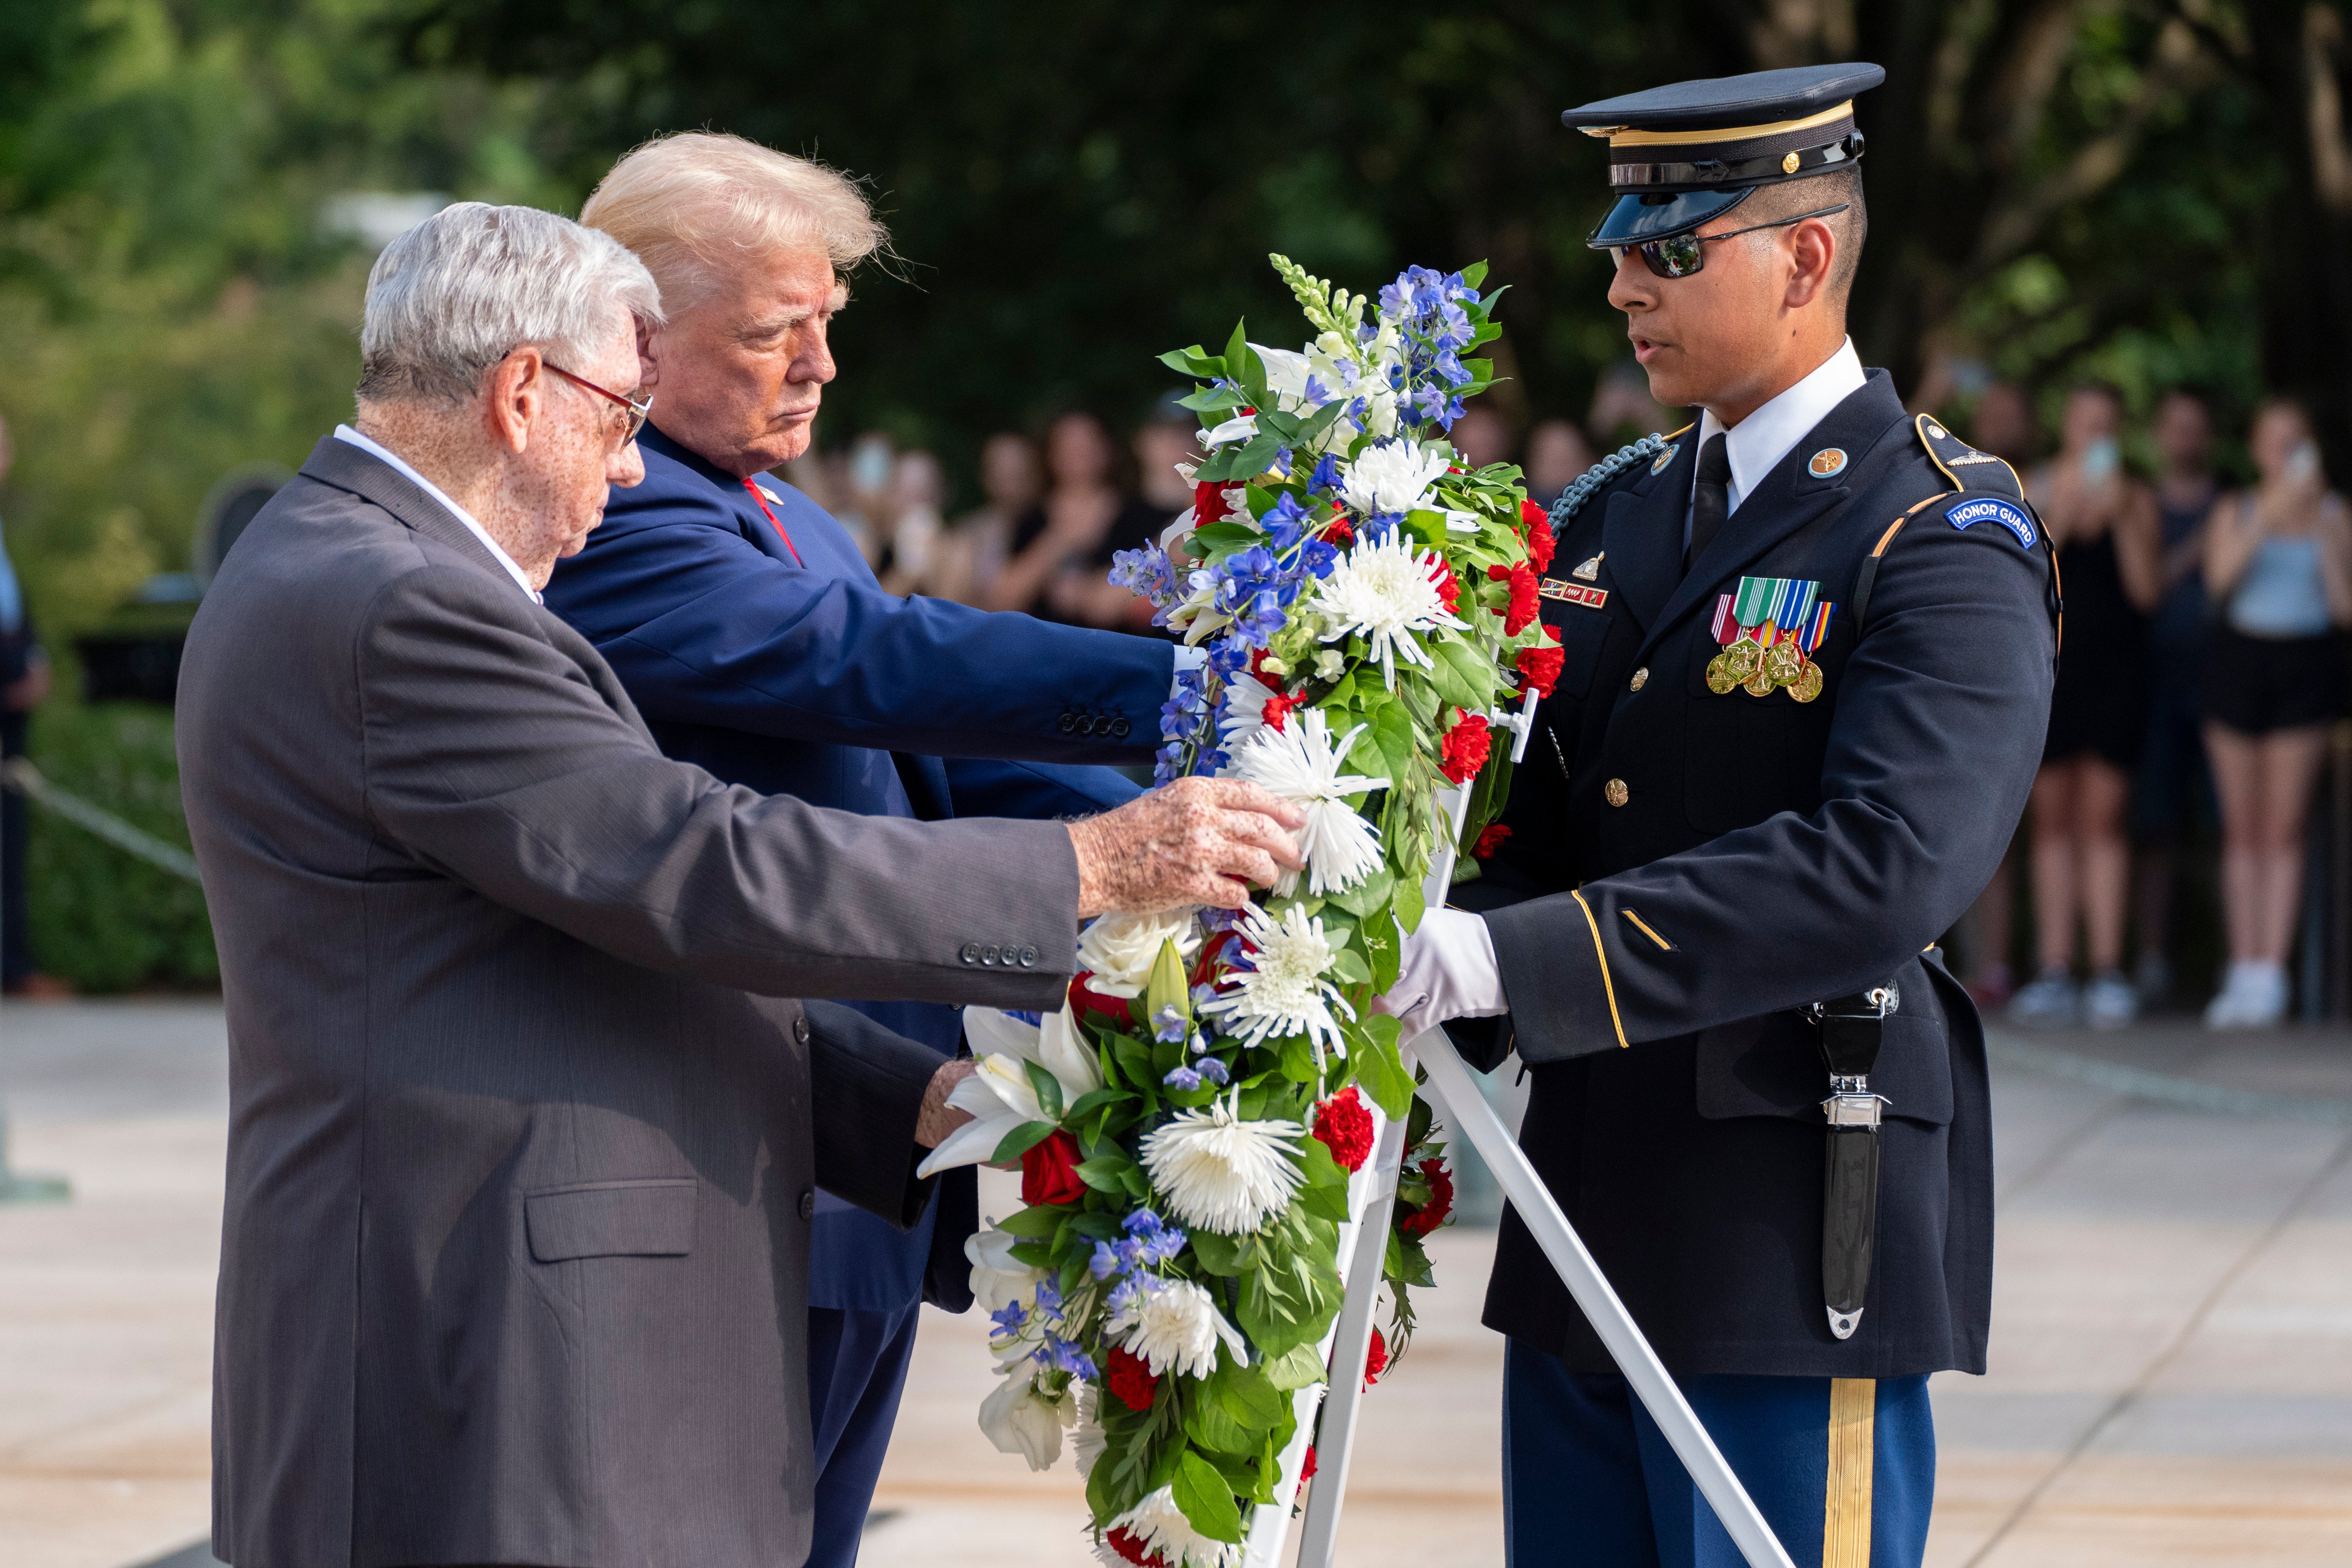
top-left (177, 201), bottom-right (1303, 1568)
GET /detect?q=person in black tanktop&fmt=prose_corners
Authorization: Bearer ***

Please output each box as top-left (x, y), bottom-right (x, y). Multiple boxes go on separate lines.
top-left (2008, 384), bottom-right (2161, 1030)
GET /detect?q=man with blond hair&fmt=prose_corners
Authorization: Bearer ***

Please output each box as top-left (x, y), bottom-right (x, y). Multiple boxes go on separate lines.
top-left (541, 132), bottom-right (1197, 1562)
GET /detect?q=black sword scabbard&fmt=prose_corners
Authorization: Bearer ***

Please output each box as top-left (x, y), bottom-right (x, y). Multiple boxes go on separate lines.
top-left (1810, 990), bottom-right (1894, 1341)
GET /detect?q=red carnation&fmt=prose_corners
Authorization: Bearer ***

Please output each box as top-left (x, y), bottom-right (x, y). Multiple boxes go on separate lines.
top-left (1473, 823), bottom-right (1513, 860)
top-left (1020, 1130), bottom-right (1087, 1207)
top-left (1439, 710), bottom-right (1491, 785)
top-left (1432, 558), bottom-right (1461, 614)
top-left (1193, 479), bottom-right (1229, 527)
top-left (1519, 497), bottom-right (1547, 529)
top-left (1302, 1445), bottom-right (1319, 1480)
top-left (1364, 1326), bottom-right (1389, 1388)
top-left (1069, 974), bottom-right (1133, 1026)
top-left (1525, 517), bottom-right (1556, 573)
top-left (1106, 1346), bottom-right (1160, 1413)
top-left (1325, 516), bottom-right (1355, 547)
top-left (1485, 561), bottom-right (1540, 636)
top-left (1106, 1527), bottom-right (1169, 1566)
top-left (1311, 1086), bottom-right (1375, 1172)
top-left (1260, 690), bottom-right (1296, 733)
top-left (1515, 643), bottom-right (1565, 699)
top-left (1399, 1157), bottom-right (1456, 1238)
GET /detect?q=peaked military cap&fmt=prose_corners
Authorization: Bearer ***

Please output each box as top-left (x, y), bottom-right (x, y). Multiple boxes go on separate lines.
top-left (1566, 62), bottom-right (1884, 247)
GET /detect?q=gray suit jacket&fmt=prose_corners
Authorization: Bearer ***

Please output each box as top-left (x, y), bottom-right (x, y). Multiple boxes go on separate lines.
top-left (178, 436), bottom-right (1082, 1568)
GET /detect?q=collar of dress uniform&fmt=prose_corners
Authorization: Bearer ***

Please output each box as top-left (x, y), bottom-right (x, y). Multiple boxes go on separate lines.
top-left (1696, 337), bottom-right (1865, 515)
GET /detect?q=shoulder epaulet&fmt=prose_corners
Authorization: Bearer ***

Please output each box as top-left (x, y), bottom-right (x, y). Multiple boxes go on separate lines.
top-left (1913, 414), bottom-right (2026, 503)
top-left (1546, 424), bottom-right (1693, 528)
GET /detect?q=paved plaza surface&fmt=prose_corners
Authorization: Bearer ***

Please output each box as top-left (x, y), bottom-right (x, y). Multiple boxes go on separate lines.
top-left (0, 1000), bottom-right (2346, 1567)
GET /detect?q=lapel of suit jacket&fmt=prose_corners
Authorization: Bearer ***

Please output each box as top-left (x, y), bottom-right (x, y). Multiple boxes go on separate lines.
top-left (1599, 435), bottom-right (1692, 636)
top-left (298, 435), bottom-right (522, 590)
top-left (1636, 373), bottom-right (1908, 662)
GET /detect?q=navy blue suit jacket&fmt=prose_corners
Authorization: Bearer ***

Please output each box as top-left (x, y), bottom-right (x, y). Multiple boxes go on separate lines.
top-left (544, 424), bottom-right (1169, 1310)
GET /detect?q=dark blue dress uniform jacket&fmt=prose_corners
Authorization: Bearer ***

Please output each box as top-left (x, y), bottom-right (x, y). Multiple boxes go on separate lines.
top-left (543, 424), bottom-right (1171, 1310)
top-left (1455, 371), bottom-right (2058, 1381)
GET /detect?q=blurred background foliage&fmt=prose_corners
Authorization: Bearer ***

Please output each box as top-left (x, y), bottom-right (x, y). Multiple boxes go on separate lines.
top-left (0, 0), bottom-right (2345, 986)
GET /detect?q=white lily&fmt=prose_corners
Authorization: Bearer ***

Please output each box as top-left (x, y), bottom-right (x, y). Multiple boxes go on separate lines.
top-left (1253, 343), bottom-right (1312, 405)
top-left (916, 1007), bottom-right (1101, 1177)
top-left (1076, 908), bottom-right (1201, 997)
top-left (966, 1224), bottom-right (1048, 1315)
top-left (978, 1360), bottom-right (1073, 1472)
top-left (1223, 708), bottom-right (1390, 897)
top-left (1201, 412), bottom-right (1257, 448)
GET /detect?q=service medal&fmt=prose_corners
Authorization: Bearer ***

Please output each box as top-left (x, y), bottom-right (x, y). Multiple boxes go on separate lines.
top-left (1742, 666), bottom-right (1774, 698)
top-left (1706, 649), bottom-right (1741, 695)
top-left (1789, 659), bottom-right (1824, 704)
top-left (1763, 638), bottom-right (1804, 688)
top-left (1721, 637), bottom-right (1762, 682)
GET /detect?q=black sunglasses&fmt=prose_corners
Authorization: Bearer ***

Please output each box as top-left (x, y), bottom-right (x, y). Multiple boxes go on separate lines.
top-left (1610, 204), bottom-right (1851, 281)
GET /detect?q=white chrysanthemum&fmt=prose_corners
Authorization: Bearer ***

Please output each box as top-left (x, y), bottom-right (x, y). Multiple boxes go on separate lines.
top-left (1306, 531), bottom-right (1469, 688)
top-left (1224, 709), bottom-right (1390, 897)
top-left (966, 1224), bottom-right (1048, 1316)
top-left (1097, 1484), bottom-right (1243, 1568)
top-left (1199, 904), bottom-right (1356, 1062)
top-left (1216, 670), bottom-right (1284, 748)
top-left (1072, 1383), bottom-right (1106, 1479)
top-left (1140, 1095), bottom-right (1306, 1236)
top-left (979, 1361), bottom-right (1073, 1472)
top-left (1076, 908), bottom-right (1201, 998)
top-left (1107, 1275), bottom-right (1252, 1378)
top-left (1337, 437), bottom-right (1450, 516)
top-left (917, 1007), bottom-right (1102, 1177)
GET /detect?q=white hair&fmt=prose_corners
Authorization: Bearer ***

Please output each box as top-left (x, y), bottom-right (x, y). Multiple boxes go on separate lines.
top-left (357, 202), bottom-right (664, 405)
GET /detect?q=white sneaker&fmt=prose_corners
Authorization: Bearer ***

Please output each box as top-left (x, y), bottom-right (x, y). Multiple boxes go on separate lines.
top-left (2083, 970), bottom-right (2138, 1030)
top-left (2204, 962), bottom-right (2287, 1029)
top-left (2008, 969), bottom-right (2080, 1029)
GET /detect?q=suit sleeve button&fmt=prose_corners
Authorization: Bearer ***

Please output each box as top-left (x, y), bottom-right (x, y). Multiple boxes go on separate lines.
top-left (1605, 778), bottom-right (1631, 807)
top-left (1058, 712), bottom-right (1076, 733)
top-left (981, 944), bottom-right (1001, 965)
top-left (1629, 667), bottom-right (1648, 692)
top-left (1076, 715), bottom-right (1097, 736)
top-left (960, 941), bottom-right (981, 964)
top-left (798, 1188), bottom-right (816, 1221)
top-left (1111, 717), bottom-right (1131, 738)
top-left (1019, 945), bottom-right (1040, 967)
top-left (792, 1013), bottom-right (812, 1045)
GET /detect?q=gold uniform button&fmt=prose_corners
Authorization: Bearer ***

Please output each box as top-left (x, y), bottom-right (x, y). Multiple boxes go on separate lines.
top-left (1629, 667), bottom-right (1648, 692)
top-left (1605, 778), bottom-right (1630, 808)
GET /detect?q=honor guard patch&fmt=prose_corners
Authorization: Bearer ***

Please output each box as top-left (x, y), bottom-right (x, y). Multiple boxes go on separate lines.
top-left (1808, 448), bottom-right (1848, 478)
top-left (1650, 445), bottom-right (1678, 474)
top-left (1541, 579), bottom-right (1609, 609)
top-left (1947, 496), bottom-right (2037, 548)
top-left (1572, 554), bottom-right (1603, 581)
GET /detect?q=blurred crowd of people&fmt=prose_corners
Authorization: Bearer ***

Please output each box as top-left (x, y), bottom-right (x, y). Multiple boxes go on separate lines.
top-left (1959, 382), bottom-right (2352, 1032)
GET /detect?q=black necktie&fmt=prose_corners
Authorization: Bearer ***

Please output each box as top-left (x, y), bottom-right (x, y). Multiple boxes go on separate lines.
top-left (1686, 432), bottom-right (1730, 575)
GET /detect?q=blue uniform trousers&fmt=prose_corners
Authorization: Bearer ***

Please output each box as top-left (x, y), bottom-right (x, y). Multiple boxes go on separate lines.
top-left (1503, 1342), bottom-right (1934, 1568)
top-left (806, 1301), bottom-right (926, 1568)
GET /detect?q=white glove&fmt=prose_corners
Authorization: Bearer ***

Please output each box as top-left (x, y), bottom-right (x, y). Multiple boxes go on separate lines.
top-left (1374, 907), bottom-right (1509, 1042)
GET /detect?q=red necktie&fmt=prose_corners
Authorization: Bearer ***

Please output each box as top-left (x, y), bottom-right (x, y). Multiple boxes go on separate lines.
top-left (740, 478), bottom-right (803, 566)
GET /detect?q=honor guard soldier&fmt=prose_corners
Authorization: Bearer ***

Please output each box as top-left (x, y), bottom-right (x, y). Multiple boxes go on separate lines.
top-left (1383, 63), bottom-right (2060, 1568)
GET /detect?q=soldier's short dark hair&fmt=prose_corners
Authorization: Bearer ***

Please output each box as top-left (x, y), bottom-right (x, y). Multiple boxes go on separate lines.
top-left (1741, 168), bottom-right (1868, 305)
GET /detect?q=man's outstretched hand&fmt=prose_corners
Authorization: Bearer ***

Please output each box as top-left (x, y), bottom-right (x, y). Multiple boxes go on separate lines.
top-left (1067, 777), bottom-right (1307, 916)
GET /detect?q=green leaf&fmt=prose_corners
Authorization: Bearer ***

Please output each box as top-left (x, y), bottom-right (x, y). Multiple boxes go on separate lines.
top-left (995, 1201), bottom-right (1064, 1239)
top-left (1353, 1028), bottom-right (1413, 1121)
top-left (1189, 520), bottom-right (1264, 554)
top-left (1363, 914), bottom-right (1402, 992)
top-left (1075, 1155), bottom-right (1133, 1193)
top-left (1263, 1342), bottom-right (1327, 1391)
top-left (1435, 637), bottom-right (1498, 710)
top-left (1211, 1355), bottom-right (1290, 1433)
top-left (991, 1120), bottom-right (1059, 1165)
top-left (1063, 1086), bottom-right (1129, 1124)
top-left (1329, 864), bottom-right (1393, 919)
top-left (1299, 1169), bottom-right (1352, 1222)
top-left (1392, 873), bottom-right (1427, 937)
top-left (1328, 945), bottom-right (1371, 985)
top-left (1188, 1230), bottom-right (1249, 1277)
top-left (1022, 1059), bottom-right (1065, 1121)
top-left (1178, 382), bottom-right (1246, 414)
top-left (1173, 1450), bottom-right (1246, 1543)
top-left (1158, 344), bottom-right (1224, 377)
top-left (1459, 260), bottom-right (1490, 290)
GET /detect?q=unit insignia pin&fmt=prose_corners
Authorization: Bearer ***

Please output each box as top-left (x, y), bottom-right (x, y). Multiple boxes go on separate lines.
top-left (1808, 448), bottom-right (1848, 479)
top-left (1572, 554), bottom-right (1603, 581)
top-left (1650, 445), bottom-right (1678, 475)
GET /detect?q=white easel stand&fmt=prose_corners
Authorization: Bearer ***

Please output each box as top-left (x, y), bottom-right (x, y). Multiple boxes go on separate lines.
top-left (1281, 696), bottom-right (1796, 1568)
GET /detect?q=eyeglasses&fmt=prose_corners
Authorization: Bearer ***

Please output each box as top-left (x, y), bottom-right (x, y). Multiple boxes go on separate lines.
top-left (1610, 204), bottom-right (1851, 281)
top-left (547, 363), bottom-right (654, 446)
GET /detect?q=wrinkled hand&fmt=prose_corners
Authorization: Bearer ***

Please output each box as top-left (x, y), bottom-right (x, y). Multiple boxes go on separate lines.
top-left (916, 1059), bottom-right (979, 1149)
top-left (1067, 776), bottom-right (1307, 916)
top-left (1373, 908), bottom-right (1510, 1041)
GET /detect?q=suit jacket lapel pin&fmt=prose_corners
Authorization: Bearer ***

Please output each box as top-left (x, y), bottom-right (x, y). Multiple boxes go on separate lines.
top-left (1808, 447), bottom-right (1848, 479)
top-left (1650, 444), bottom-right (1678, 475)
top-left (1572, 553), bottom-right (1603, 581)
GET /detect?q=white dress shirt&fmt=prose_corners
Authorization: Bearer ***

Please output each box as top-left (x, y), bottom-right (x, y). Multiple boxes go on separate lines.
top-left (333, 424), bottom-right (542, 603)
top-left (1685, 337), bottom-right (1866, 546)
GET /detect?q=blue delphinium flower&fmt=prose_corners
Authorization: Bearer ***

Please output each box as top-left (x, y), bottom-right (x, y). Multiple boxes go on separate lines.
top-left (1152, 742), bottom-right (1188, 786)
top-left (1438, 298), bottom-right (1474, 347)
top-left (990, 1300), bottom-right (1029, 1335)
top-left (1262, 492), bottom-right (1311, 550)
top-left (1091, 1240), bottom-right (1120, 1280)
top-left (1163, 1065), bottom-right (1202, 1092)
top-left (1434, 348), bottom-right (1472, 389)
top-left (1034, 1279), bottom-right (1063, 1316)
top-left (1189, 981), bottom-right (1221, 1011)
top-left (1037, 1337), bottom-right (1096, 1378)
top-left (1307, 451), bottom-right (1342, 496)
top-left (1302, 375), bottom-right (1331, 409)
top-left (1360, 511), bottom-right (1402, 544)
top-left (1152, 1004), bottom-right (1187, 1045)
top-left (1299, 537), bottom-right (1339, 580)
top-left (1197, 1056), bottom-right (1231, 1087)
top-left (1005, 1010), bottom-right (1043, 1027)
top-left (1232, 590), bottom-right (1286, 646)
